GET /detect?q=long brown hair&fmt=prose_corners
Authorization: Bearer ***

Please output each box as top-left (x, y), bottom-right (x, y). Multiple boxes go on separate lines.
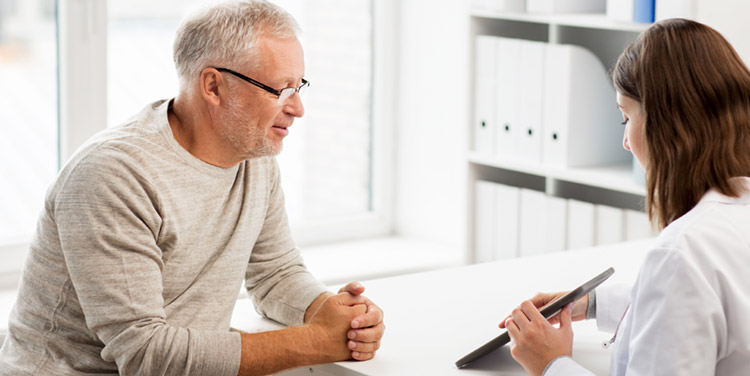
top-left (613, 18), bottom-right (750, 229)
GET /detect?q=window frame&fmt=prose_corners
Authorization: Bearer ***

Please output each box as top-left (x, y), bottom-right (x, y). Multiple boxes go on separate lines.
top-left (288, 0), bottom-right (396, 245)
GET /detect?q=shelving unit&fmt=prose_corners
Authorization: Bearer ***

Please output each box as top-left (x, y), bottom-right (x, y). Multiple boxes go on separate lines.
top-left (467, 10), bottom-right (651, 261)
top-left (468, 152), bottom-right (644, 196)
top-left (471, 10), bottom-right (649, 32)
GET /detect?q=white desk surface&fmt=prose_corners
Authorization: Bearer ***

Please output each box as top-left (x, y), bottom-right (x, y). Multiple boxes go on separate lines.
top-left (231, 239), bottom-right (655, 376)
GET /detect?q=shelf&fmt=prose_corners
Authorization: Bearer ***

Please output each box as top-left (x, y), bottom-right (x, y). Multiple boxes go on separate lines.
top-left (470, 10), bottom-right (650, 33)
top-left (468, 152), bottom-right (646, 196)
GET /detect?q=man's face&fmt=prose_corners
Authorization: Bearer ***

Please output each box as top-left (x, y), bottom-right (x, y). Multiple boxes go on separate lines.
top-left (217, 36), bottom-right (305, 159)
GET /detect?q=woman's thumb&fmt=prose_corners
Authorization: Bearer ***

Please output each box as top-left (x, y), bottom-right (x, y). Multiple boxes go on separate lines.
top-left (559, 304), bottom-right (573, 329)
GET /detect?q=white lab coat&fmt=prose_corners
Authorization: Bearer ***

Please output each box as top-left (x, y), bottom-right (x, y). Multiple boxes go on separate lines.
top-left (546, 177), bottom-right (750, 375)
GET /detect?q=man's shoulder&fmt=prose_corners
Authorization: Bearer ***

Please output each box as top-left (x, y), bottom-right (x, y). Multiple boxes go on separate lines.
top-left (64, 130), bottom-right (162, 179)
top-left (68, 102), bottom-right (174, 171)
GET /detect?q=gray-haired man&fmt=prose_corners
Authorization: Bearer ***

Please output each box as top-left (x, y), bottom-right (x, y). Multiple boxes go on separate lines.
top-left (0, 1), bottom-right (384, 375)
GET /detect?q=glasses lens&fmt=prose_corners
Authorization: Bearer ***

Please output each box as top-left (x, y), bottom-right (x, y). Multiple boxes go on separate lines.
top-left (277, 88), bottom-right (294, 105)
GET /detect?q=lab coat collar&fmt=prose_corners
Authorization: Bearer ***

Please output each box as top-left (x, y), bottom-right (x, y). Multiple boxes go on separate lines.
top-left (698, 177), bottom-right (750, 205)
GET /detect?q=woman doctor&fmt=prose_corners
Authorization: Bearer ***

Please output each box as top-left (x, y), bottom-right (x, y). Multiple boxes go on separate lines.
top-left (499, 18), bottom-right (750, 376)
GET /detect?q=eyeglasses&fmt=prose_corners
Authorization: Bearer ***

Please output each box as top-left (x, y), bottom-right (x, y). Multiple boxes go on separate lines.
top-left (214, 67), bottom-right (309, 105)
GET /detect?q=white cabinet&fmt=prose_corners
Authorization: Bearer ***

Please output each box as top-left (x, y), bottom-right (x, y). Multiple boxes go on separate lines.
top-left (468, 10), bottom-right (656, 262)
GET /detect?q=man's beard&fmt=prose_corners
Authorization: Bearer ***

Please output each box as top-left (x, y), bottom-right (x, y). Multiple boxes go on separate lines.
top-left (220, 97), bottom-right (281, 160)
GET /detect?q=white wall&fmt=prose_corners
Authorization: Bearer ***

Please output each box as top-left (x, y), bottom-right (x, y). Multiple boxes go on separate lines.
top-left (392, 0), bottom-right (470, 249)
top-left (695, 0), bottom-right (750, 64)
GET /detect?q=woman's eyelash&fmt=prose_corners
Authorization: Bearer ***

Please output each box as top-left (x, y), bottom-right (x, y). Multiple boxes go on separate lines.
top-left (621, 119), bottom-right (629, 125)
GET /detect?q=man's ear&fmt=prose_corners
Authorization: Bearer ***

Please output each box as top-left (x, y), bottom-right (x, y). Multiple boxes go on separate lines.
top-left (199, 68), bottom-right (223, 107)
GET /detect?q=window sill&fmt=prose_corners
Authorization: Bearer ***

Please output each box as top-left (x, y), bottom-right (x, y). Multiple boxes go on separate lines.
top-left (301, 236), bottom-right (466, 285)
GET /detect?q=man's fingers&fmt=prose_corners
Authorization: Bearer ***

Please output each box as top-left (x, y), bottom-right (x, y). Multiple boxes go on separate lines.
top-left (348, 322), bottom-right (385, 342)
top-left (339, 281), bottom-right (365, 295)
top-left (332, 292), bottom-right (368, 306)
top-left (348, 338), bottom-right (381, 353)
top-left (351, 351), bottom-right (375, 361)
top-left (352, 303), bottom-right (383, 328)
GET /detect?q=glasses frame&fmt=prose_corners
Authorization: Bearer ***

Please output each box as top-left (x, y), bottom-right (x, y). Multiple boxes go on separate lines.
top-left (214, 67), bottom-right (309, 104)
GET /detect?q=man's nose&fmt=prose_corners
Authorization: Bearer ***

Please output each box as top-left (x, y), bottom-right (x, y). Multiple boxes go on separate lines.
top-left (283, 92), bottom-right (305, 118)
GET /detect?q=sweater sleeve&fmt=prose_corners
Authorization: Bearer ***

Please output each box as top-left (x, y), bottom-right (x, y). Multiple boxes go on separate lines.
top-left (54, 149), bottom-right (241, 376)
top-left (244, 158), bottom-right (328, 326)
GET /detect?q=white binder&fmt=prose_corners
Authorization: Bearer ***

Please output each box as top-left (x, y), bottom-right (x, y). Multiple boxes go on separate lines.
top-left (474, 36), bottom-right (497, 155)
top-left (595, 204), bottom-right (624, 245)
top-left (567, 199), bottom-right (595, 249)
top-left (489, 0), bottom-right (528, 12)
top-left (494, 183), bottom-right (521, 260)
top-left (527, 0), bottom-right (605, 13)
top-left (470, 0), bottom-right (495, 11)
top-left (471, 0), bottom-right (527, 12)
top-left (519, 188), bottom-right (547, 257)
top-left (541, 43), bottom-right (630, 168)
top-left (517, 40), bottom-right (545, 164)
top-left (474, 180), bottom-right (497, 263)
top-left (544, 195), bottom-right (568, 252)
top-left (656, 0), bottom-right (695, 21)
top-left (624, 209), bottom-right (656, 240)
top-left (606, 0), bottom-right (634, 22)
top-left (494, 38), bottom-right (521, 161)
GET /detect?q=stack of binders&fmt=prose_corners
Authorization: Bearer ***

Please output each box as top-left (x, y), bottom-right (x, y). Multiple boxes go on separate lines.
top-left (655, 0), bottom-right (696, 21)
top-left (607, 0), bottom-right (689, 23)
top-left (473, 180), bottom-right (657, 262)
top-left (473, 36), bottom-right (630, 168)
top-left (470, 0), bottom-right (527, 12)
top-left (527, 0), bottom-right (606, 13)
top-left (541, 43), bottom-right (630, 167)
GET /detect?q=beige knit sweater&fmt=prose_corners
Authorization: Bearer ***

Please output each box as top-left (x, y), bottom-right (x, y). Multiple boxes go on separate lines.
top-left (0, 100), bottom-right (327, 375)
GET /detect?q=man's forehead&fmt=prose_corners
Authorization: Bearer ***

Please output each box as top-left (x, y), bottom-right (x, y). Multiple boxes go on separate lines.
top-left (250, 36), bottom-right (305, 81)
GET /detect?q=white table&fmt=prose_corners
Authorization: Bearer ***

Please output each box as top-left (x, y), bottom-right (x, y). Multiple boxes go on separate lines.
top-left (231, 239), bottom-right (654, 376)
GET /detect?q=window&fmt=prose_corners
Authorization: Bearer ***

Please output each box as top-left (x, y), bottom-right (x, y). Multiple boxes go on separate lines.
top-left (0, 0), bottom-right (57, 246)
top-left (0, 0), bottom-right (391, 276)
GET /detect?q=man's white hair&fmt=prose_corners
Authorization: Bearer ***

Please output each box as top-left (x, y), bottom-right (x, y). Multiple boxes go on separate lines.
top-left (173, 0), bottom-right (300, 90)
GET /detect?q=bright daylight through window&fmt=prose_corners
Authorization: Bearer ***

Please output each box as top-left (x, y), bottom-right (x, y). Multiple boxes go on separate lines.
top-left (0, 0), bottom-right (57, 246)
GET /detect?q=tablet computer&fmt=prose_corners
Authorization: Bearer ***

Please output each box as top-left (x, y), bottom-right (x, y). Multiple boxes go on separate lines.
top-left (455, 267), bottom-right (615, 369)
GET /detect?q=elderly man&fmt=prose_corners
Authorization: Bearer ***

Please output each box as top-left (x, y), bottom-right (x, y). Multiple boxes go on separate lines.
top-left (0, 1), bottom-right (384, 375)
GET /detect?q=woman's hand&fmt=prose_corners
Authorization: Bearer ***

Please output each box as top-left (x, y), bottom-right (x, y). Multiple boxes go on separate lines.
top-left (505, 302), bottom-right (575, 376)
top-left (498, 291), bottom-right (589, 329)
